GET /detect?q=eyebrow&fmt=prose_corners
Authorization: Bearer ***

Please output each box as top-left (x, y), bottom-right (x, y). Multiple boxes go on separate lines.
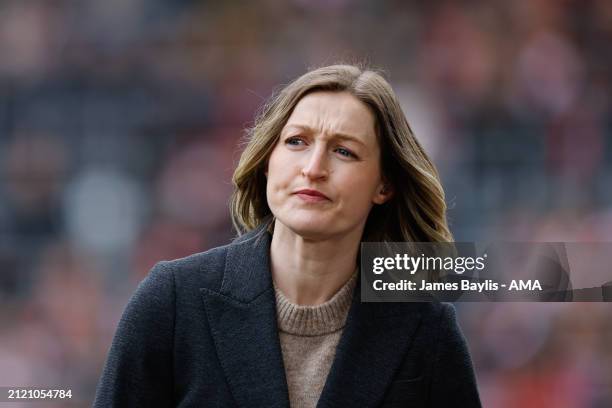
top-left (282, 124), bottom-right (367, 148)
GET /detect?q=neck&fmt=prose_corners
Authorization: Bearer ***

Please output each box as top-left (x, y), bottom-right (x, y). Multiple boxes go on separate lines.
top-left (270, 221), bottom-right (362, 306)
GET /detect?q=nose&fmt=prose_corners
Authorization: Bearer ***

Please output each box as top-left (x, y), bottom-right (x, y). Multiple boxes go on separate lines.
top-left (301, 145), bottom-right (329, 180)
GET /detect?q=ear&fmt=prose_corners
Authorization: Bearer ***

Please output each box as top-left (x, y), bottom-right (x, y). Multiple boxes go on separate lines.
top-left (372, 182), bottom-right (393, 205)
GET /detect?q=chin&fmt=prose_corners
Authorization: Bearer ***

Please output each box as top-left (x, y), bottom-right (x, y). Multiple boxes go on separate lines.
top-left (283, 221), bottom-right (330, 240)
top-left (277, 216), bottom-right (358, 242)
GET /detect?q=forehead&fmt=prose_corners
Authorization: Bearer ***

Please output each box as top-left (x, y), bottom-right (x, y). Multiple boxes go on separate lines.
top-left (284, 91), bottom-right (376, 141)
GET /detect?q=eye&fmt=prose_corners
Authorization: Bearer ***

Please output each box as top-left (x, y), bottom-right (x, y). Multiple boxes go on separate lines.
top-left (334, 147), bottom-right (357, 159)
top-left (285, 136), bottom-right (306, 146)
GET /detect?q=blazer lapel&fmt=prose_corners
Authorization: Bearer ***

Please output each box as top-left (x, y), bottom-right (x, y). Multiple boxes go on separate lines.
top-left (201, 226), bottom-right (423, 408)
top-left (201, 228), bottom-right (290, 408)
top-left (317, 281), bottom-right (423, 408)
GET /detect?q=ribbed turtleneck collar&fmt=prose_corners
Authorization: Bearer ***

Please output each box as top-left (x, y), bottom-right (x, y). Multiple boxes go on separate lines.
top-left (274, 271), bottom-right (357, 336)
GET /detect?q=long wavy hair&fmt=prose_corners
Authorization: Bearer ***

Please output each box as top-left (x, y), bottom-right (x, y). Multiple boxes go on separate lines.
top-left (230, 64), bottom-right (452, 242)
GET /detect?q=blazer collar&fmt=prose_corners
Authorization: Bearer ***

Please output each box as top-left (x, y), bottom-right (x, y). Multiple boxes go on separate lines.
top-left (218, 224), bottom-right (274, 302)
top-left (201, 226), bottom-right (423, 408)
top-left (201, 225), bottom-right (290, 407)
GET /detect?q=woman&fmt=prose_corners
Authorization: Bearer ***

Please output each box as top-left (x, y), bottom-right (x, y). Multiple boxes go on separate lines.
top-left (94, 64), bottom-right (481, 407)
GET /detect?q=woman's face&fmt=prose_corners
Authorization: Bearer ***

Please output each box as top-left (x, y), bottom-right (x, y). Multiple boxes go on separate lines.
top-left (266, 91), bottom-right (391, 241)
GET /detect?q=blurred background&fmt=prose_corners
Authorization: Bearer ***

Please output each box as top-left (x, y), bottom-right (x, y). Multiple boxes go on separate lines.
top-left (1, 0), bottom-right (611, 406)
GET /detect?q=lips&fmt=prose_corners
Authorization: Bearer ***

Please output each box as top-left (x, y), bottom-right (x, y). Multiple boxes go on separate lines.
top-left (294, 188), bottom-right (330, 202)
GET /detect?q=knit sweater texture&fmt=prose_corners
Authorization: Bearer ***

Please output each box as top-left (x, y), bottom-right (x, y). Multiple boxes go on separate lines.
top-left (275, 272), bottom-right (357, 408)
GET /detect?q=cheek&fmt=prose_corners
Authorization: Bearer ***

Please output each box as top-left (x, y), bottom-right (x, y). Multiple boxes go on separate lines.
top-left (338, 165), bottom-right (381, 199)
top-left (269, 140), bottom-right (293, 165)
top-left (349, 190), bottom-right (377, 214)
top-left (266, 148), bottom-right (281, 179)
top-left (335, 172), bottom-right (380, 219)
top-left (266, 148), bottom-right (292, 194)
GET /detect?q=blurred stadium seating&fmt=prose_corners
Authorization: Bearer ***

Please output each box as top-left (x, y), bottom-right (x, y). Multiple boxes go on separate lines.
top-left (1, 1), bottom-right (611, 406)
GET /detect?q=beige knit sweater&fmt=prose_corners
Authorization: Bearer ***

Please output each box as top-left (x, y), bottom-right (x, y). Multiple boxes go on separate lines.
top-left (274, 273), bottom-right (357, 408)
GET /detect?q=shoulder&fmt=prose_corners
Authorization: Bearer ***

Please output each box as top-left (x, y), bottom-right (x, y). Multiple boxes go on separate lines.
top-left (424, 302), bottom-right (466, 354)
top-left (428, 303), bottom-right (481, 405)
top-left (412, 301), bottom-right (462, 343)
top-left (144, 225), bottom-right (269, 295)
top-left (145, 242), bottom-right (231, 296)
top-left (424, 301), bottom-right (458, 327)
top-left (378, 301), bottom-right (462, 356)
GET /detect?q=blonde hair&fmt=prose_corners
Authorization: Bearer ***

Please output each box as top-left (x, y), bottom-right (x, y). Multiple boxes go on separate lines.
top-left (231, 64), bottom-right (452, 242)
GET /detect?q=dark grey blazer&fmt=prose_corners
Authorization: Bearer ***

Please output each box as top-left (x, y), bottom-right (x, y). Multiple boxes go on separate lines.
top-left (94, 227), bottom-right (481, 407)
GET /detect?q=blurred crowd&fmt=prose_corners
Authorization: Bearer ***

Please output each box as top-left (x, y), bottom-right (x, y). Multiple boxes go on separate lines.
top-left (1, 0), bottom-right (611, 406)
